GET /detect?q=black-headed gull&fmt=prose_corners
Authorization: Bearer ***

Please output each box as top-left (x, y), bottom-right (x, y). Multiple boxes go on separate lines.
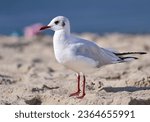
top-left (40, 16), bottom-right (146, 99)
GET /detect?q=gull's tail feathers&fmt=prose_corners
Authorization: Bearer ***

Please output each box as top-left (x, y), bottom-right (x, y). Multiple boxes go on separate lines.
top-left (114, 52), bottom-right (147, 55)
top-left (114, 51), bottom-right (147, 62)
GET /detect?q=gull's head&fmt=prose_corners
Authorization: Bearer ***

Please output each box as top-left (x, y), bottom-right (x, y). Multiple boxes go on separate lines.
top-left (40, 16), bottom-right (70, 33)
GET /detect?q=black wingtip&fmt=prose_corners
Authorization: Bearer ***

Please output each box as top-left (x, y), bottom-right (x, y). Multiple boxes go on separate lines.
top-left (120, 56), bottom-right (138, 60)
top-left (114, 52), bottom-right (147, 55)
top-left (139, 52), bottom-right (147, 55)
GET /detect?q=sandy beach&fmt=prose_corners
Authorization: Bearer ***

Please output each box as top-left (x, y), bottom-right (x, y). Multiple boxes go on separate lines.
top-left (0, 33), bottom-right (150, 105)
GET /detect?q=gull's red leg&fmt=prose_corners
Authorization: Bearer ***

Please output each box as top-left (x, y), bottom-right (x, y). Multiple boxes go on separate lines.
top-left (69, 73), bottom-right (81, 97)
top-left (77, 75), bottom-right (86, 99)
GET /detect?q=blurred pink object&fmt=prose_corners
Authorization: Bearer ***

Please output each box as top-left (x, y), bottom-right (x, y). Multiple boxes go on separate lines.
top-left (24, 23), bottom-right (43, 39)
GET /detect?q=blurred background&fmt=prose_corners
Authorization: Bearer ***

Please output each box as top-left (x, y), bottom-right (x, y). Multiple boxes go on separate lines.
top-left (0, 0), bottom-right (150, 105)
top-left (0, 0), bottom-right (150, 35)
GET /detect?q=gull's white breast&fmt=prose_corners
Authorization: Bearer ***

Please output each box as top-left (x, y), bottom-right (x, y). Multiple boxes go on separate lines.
top-left (53, 31), bottom-right (99, 73)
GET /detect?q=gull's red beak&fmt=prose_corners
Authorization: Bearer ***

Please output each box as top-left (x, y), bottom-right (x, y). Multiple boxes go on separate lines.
top-left (40, 26), bottom-right (51, 30)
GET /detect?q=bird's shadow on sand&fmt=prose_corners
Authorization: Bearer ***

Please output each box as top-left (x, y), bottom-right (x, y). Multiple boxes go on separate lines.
top-left (102, 86), bottom-right (150, 93)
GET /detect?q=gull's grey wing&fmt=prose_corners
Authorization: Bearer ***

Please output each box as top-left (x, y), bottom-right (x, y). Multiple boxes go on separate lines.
top-left (70, 37), bottom-right (121, 67)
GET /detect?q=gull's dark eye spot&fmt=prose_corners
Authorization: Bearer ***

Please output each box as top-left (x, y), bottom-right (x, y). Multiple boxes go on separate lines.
top-left (54, 21), bottom-right (59, 25)
top-left (62, 21), bottom-right (65, 27)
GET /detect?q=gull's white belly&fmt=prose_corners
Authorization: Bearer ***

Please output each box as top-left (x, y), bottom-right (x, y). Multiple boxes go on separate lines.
top-left (57, 53), bottom-right (99, 73)
top-left (64, 60), bottom-right (98, 73)
top-left (54, 43), bottom-right (99, 73)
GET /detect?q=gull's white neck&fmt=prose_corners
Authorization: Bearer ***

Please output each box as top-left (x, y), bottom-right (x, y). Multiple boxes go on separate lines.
top-left (53, 29), bottom-right (70, 48)
top-left (53, 29), bottom-right (70, 63)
